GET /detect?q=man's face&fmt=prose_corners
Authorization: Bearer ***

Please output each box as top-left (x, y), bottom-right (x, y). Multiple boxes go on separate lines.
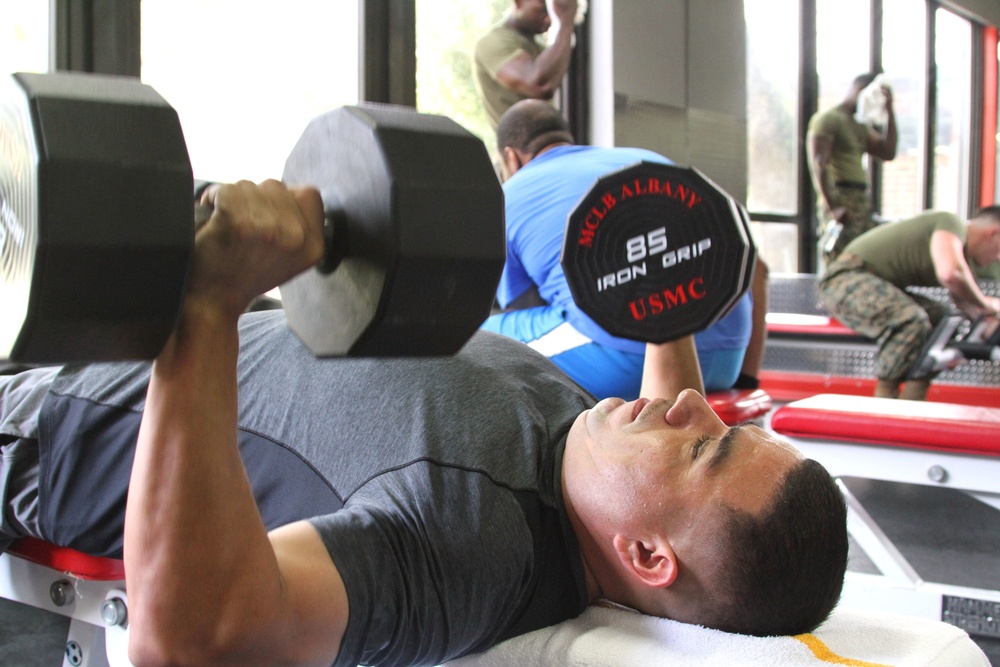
top-left (564, 389), bottom-right (802, 539)
top-left (514, 0), bottom-right (552, 35)
top-left (971, 222), bottom-right (1000, 266)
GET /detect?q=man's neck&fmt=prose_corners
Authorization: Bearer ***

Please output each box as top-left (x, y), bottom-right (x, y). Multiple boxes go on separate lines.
top-left (533, 141), bottom-right (573, 160)
top-left (838, 96), bottom-right (859, 115)
top-left (506, 13), bottom-right (533, 37)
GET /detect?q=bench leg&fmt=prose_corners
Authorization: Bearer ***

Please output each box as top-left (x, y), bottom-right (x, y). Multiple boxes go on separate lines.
top-left (840, 480), bottom-right (922, 585)
top-left (63, 619), bottom-right (108, 667)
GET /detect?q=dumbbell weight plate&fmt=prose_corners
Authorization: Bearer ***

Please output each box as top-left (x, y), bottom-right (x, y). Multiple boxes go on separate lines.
top-left (280, 105), bottom-right (505, 357)
top-left (560, 161), bottom-right (754, 343)
top-left (0, 72), bottom-right (194, 363)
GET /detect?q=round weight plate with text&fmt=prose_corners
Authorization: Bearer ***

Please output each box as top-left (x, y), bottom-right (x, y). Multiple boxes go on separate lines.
top-left (560, 161), bottom-right (752, 343)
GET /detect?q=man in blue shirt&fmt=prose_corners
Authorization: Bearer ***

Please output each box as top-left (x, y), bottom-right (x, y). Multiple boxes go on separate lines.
top-left (484, 100), bottom-right (763, 400)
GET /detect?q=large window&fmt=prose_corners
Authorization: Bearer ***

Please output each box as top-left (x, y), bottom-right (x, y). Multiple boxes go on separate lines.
top-left (815, 0), bottom-right (871, 112)
top-left (932, 8), bottom-right (972, 214)
top-left (415, 0), bottom-right (510, 162)
top-left (745, 0), bottom-right (800, 216)
top-left (745, 0), bottom-right (802, 273)
top-left (1, 3), bottom-right (50, 74)
top-left (140, 1), bottom-right (359, 184)
top-left (880, 0), bottom-right (927, 220)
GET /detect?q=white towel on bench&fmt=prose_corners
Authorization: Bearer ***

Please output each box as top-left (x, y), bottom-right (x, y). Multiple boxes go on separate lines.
top-left (443, 604), bottom-right (989, 667)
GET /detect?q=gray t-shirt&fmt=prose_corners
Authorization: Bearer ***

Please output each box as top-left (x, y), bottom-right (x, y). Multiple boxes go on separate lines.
top-left (20, 311), bottom-right (593, 667)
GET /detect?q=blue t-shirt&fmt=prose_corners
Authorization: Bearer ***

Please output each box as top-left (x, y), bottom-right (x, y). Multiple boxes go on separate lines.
top-left (498, 145), bottom-right (752, 355)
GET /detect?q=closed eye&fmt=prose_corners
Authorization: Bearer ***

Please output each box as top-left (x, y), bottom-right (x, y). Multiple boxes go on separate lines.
top-left (692, 434), bottom-right (710, 459)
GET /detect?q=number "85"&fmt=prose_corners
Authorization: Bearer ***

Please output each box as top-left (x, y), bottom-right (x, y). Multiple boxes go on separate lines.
top-left (626, 227), bottom-right (667, 263)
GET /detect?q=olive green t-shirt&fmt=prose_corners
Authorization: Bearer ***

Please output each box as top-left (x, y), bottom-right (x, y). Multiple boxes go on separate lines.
top-left (972, 258), bottom-right (1000, 281)
top-left (474, 20), bottom-right (546, 129)
top-left (844, 210), bottom-right (966, 288)
top-left (807, 107), bottom-right (870, 185)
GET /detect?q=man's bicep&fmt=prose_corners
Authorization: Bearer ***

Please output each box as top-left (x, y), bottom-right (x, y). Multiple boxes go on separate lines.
top-left (809, 134), bottom-right (833, 166)
top-left (268, 521), bottom-right (349, 667)
top-left (495, 51), bottom-right (541, 93)
top-left (929, 228), bottom-right (972, 287)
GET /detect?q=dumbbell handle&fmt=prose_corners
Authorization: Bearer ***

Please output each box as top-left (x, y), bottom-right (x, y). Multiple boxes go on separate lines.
top-left (953, 342), bottom-right (1000, 363)
top-left (192, 202), bottom-right (347, 275)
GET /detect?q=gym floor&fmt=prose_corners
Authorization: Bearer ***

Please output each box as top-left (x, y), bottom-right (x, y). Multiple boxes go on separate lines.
top-left (1, 478), bottom-right (998, 666)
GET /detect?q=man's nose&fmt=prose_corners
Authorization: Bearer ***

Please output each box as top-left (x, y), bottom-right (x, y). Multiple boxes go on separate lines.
top-left (665, 388), bottom-right (711, 426)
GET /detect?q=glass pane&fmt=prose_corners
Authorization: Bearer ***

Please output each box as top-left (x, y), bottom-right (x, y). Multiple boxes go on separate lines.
top-left (140, 1), bottom-right (359, 184)
top-left (816, 0), bottom-right (871, 111)
top-left (932, 9), bottom-right (972, 214)
top-left (750, 221), bottom-right (800, 274)
top-left (745, 0), bottom-right (800, 215)
top-left (996, 45), bottom-right (1000, 203)
top-left (1, 3), bottom-right (50, 73)
top-left (880, 0), bottom-right (927, 221)
top-left (415, 0), bottom-right (511, 162)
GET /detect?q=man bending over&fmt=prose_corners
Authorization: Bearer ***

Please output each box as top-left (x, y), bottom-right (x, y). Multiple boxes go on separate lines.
top-left (820, 207), bottom-right (1000, 399)
top-left (484, 99), bottom-right (768, 400)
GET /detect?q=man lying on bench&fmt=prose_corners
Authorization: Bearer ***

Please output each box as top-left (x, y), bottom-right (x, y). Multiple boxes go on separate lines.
top-left (0, 181), bottom-right (847, 667)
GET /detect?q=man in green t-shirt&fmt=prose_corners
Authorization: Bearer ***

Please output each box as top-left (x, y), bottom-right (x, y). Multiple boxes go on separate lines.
top-left (807, 73), bottom-right (898, 263)
top-left (473, 0), bottom-right (580, 130)
top-left (819, 208), bottom-right (1000, 400)
top-left (972, 258), bottom-right (1000, 281)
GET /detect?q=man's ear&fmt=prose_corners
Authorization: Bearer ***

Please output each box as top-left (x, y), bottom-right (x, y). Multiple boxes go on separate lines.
top-left (612, 534), bottom-right (678, 588)
top-left (501, 146), bottom-right (524, 180)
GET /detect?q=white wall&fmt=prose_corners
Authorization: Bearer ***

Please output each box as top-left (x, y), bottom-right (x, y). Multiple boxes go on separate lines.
top-left (589, 0), bottom-right (748, 201)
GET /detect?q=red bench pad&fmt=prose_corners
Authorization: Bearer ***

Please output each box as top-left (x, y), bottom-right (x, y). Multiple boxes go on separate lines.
top-left (6, 536), bottom-right (125, 581)
top-left (766, 313), bottom-right (859, 337)
top-left (770, 393), bottom-right (1000, 457)
top-left (707, 388), bottom-right (772, 425)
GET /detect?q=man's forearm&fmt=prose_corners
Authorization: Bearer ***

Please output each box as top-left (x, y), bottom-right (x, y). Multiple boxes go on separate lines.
top-left (123, 182), bottom-right (326, 665)
top-left (944, 271), bottom-right (1000, 319)
top-left (125, 301), bottom-right (285, 663)
top-left (640, 336), bottom-right (704, 400)
top-left (528, 23), bottom-right (576, 93)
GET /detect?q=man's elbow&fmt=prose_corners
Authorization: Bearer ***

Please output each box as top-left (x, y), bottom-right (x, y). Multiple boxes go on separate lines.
top-left (937, 270), bottom-right (965, 294)
top-left (127, 613), bottom-right (241, 667)
top-left (516, 80), bottom-right (557, 100)
top-left (500, 72), bottom-right (558, 100)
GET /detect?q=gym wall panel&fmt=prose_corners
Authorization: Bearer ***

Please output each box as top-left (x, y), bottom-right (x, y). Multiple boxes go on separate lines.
top-left (613, 99), bottom-right (688, 161)
top-left (687, 107), bottom-right (747, 201)
top-left (941, 0), bottom-right (1000, 27)
top-left (686, 0), bottom-right (746, 118)
top-left (611, 0), bottom-right (686, 109)
top-left (607, 0), bottom-right (748, 203)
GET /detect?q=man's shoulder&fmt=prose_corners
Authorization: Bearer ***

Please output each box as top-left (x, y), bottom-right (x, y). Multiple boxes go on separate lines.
top-left (528, 145), bottom-right (670, 170)
top-left (808, 106), bottom-right (858, 136)
top-left (924, 210), bottom-right (965, 238)
top-left (907, 210), bottom-right (963, 231)
top-left (476, 21), bottom-right (537, 57)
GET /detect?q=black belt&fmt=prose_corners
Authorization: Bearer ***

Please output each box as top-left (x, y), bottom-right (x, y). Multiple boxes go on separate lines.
top-left (835, 180), bottom-right (867, 191)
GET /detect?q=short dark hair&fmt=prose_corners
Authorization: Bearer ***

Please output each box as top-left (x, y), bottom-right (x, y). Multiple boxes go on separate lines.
top-left (496, 100), bottom-right (575, 157)
top-left (853, 72), bottom-right (879, 90)
top-left (971, 205), bottom-right (1000, 225)
top-left (705, 459), bottom-right (848, 636)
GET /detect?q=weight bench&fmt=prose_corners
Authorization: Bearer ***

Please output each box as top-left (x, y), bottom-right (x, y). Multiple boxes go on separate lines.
top-left (761, 273), bottom-right (1000, 407)
top-left (706, 387), bottom-right (771, 425)
top-left (3, 535), bottom-right (990, 667)
top-left (0, 537), bottom-right (129, 666)
top-left (770, 394), bottom-right (1000, 639)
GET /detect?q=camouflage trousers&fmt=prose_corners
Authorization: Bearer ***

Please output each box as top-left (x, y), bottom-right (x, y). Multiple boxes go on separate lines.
top-left (817, 187), bottom-right (874, 264)
top-left (818, 254), bottom-right (948, 382)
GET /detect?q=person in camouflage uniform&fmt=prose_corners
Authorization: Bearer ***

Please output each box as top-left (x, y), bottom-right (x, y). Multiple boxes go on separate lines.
top-left (819, 208), bottom-right (1000, 400)
top-left (807, 73), bottom-right (897, 264)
